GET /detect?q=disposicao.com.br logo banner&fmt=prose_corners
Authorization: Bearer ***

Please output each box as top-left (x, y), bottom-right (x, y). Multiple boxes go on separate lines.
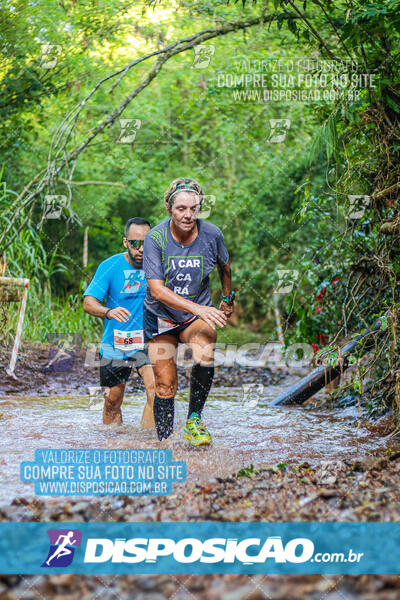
top-left (0, 522), bottom-right (398, 574)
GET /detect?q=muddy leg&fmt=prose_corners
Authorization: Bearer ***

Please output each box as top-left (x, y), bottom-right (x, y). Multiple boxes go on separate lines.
top-left (147, 334), bottom-right (178, 440)
top-left (179, 318), bottom-right (216, 419)
top-left (102, 382), bottom-right (125, 425)
top-left (138, 364), bottom-right (155, 429)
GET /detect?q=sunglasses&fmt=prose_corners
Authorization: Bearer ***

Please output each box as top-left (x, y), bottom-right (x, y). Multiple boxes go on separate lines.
top-left (125, 238), bottom-right (144, 250)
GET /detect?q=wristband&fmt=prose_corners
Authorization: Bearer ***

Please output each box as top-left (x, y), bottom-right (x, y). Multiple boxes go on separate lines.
top-left (105, 308), bottom-right (112, 319)
top-left (221, 290), bottom-right (235, 304)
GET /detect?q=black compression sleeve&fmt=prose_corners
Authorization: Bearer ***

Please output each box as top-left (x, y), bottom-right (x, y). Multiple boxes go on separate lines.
top-left (153, 395), bottom-right (175, 440)
top-left (188, 363), bottom-right (214, 419)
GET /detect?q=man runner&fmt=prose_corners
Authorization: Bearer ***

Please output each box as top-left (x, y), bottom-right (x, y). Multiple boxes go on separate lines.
top-left (83, 217), bottom-right (155, 427)
top-left (143, 177), bottom-right (234, 445)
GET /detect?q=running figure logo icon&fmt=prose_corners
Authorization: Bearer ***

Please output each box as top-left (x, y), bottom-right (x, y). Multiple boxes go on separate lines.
top-left (41, 529), bottom-right (82, 567)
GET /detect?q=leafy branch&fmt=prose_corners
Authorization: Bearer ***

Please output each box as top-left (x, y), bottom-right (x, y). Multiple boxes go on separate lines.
top-left (0, 9), bottom-right (300, 254)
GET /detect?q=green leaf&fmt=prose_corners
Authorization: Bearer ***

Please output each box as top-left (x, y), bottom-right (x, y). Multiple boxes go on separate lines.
top-left (386, 95), bottom-right (400, 113)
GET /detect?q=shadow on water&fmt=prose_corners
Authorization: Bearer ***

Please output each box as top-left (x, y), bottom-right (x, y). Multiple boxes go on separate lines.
top-left (0, 385), bottom-right (390, 503)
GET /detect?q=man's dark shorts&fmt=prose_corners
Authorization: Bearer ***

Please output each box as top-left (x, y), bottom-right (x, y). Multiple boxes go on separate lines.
top-left (99, 349), bottom-right (150, 388)
top-left (143, 305), bottom-right (198, 344)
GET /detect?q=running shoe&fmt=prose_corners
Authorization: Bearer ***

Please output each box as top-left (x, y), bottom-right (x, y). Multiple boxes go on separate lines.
top-left (183, 412), bottom-right (212, 446)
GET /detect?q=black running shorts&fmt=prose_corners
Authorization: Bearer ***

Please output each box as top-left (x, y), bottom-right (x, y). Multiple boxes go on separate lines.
top-left (143, 305), bottom-right (197, 343)
top-left (99, 350), bottom-right (150, 388)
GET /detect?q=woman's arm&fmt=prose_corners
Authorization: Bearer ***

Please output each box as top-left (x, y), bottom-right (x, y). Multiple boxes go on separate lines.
top-left (217, 260), bottom-right (234, 318)
top-left (148, 279), bottom-right (226, 330)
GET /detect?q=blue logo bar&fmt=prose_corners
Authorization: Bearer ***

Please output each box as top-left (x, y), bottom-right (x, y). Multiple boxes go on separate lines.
top-left (0, 522), bottom-right (398, 574)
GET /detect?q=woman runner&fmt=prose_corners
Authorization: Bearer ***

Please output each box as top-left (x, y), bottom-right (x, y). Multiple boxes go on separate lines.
top-left (143, 177), bottom-right (234, 445)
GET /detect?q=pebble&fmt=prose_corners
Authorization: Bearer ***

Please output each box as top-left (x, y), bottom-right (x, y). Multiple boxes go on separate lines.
top-left (69, 502), bottom-right (88, 513)
top-left (48, 574), bottom-right (75, 585)
top-left (221, 584), bottom-right (265, 600)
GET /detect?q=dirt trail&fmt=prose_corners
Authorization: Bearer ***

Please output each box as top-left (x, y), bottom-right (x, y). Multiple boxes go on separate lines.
top-left (1, 446), bottom-right (400, 599)
top-left (0, 344), bottom-right (399, 598)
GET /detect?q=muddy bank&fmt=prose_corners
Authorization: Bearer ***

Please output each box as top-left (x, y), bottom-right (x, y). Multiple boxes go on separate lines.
top-left (1, 447), bottom-right (400, 599)
top-left (0, 343), bottom-right (285, 397)
top-left (3, 444), bottom-right (400, 523)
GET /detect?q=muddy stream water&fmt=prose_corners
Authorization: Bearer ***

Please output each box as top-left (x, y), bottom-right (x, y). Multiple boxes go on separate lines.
top-left (0, 380), bottom-right (389, 506)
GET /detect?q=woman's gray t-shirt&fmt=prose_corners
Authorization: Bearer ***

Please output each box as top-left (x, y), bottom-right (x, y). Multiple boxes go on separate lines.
top-left (143, 218), bottom-right (229, 323)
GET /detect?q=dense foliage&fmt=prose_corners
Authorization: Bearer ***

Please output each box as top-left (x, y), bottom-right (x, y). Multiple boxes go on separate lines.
top-left (1, 0), bottom-right (400, 418)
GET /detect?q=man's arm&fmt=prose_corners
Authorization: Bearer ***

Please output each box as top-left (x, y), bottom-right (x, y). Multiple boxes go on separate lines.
top-left (83, 296), bottom-right (131, 323)
top-left (147, 279), bottom-right (226, 330)
top-left (217, 260), bottom-right (234, 318)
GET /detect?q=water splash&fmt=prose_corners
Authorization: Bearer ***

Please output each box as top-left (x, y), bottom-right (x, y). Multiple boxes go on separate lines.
top-left (0, 386), bottom-right (388, 504)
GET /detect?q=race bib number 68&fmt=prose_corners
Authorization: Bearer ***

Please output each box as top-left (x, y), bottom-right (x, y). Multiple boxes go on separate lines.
top-left (114, 329), bottom-right (144, 351)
